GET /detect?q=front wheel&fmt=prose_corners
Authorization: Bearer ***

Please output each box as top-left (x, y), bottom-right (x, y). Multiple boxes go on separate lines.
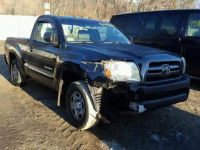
top-left (66, 81), bottom-right (100, 130)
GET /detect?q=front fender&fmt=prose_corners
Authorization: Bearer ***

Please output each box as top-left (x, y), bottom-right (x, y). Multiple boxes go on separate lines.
top-left (56, 61), bottom-right (111, 107)
top-left (56, 60), bottom-right (119, 90)
top-left (80, 61), bottom-right (109, 83)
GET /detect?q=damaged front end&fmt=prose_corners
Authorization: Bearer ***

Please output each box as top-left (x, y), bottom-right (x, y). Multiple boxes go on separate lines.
top-left (80, 60), bottom-right (146, 116)
top-left (80, 58), bottom-right (190, 116)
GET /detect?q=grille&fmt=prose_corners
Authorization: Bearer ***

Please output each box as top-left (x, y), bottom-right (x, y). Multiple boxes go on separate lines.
top-left (145, 61), bottom-right (182, 84)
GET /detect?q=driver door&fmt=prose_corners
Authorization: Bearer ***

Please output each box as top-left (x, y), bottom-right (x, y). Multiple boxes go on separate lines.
top-left (26, 21), bottom-right (58, 88)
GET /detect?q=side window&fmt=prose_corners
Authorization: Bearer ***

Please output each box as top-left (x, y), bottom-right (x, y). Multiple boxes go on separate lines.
top-left (187, 13), bottom-right (200, 37)
top-left (159, 14), bottom-right (180, 35)
top-left (34, 22), bottom-right (57, 43)
top-left (141, 15), bottom-right (158, 37)
top-left (113, 15), bottom-right (143, 35)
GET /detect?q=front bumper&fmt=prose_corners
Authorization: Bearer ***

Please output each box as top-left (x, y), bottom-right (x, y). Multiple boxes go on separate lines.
top-left (128, 74), bottom-right (190, 110)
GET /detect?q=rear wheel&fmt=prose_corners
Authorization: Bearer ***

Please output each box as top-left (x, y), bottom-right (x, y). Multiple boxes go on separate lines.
top-left (66, 81), bottom-right (100, 130)
top-left (10, 59), bottom-right (26, 86)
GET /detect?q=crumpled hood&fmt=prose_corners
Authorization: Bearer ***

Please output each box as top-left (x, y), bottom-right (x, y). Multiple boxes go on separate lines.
top-left (73, 43), bottom-right (179, 60)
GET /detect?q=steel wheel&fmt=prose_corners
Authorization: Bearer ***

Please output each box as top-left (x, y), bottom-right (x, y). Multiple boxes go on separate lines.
top-left (12, 64), bottom-right (19, 82)
top-left (70, 91), bottom-right (85, 120)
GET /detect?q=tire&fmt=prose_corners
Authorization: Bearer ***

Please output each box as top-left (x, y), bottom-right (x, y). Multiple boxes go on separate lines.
top-left (10, 59), bottom-right (26, 86)
top-left (66, 81), bottom-right (100, 130)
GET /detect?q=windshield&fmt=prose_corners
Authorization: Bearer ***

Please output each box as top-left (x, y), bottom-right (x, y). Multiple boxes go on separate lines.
top-left (59, 18), bottom-right (129, 44)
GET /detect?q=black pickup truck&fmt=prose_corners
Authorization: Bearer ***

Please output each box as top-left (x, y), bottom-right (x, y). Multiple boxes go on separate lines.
top-left (4, 15), bottom-right (190, 130)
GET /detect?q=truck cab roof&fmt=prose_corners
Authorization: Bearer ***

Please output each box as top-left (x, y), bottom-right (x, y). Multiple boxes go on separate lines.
top-left (38, 15), bottom-right (107, 24)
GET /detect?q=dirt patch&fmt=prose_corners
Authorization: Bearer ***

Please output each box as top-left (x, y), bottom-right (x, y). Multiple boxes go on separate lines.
top-left (0, 41), bottom-right (200, 150)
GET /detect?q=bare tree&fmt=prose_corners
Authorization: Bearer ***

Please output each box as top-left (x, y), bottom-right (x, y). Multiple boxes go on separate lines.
top-left (54, 0), bottom-right (63, 15)
top-left (0, 0), bottom-right (198, 20)
top-left (137, 0), bottom-right (196, 12)
top-left (179, 0), bottom-right (196, 8)
top-left (0, 0), bottom-right (6, 5)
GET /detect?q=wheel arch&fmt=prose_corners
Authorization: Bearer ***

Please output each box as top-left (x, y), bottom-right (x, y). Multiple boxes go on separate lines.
top-left (57, 69), bottom-right (86, 107)
top-left (6, 41), bottom-right (26, 76)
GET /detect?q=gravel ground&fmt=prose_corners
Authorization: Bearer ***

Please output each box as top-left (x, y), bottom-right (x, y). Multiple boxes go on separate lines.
top-left (0, 41), bottom-right (200, 150)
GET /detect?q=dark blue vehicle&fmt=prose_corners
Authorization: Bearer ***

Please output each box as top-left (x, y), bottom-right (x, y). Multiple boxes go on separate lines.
top-left (111, 9), bottom-right (200, 77)
top-left (4, 15), bottom-right (190, 130)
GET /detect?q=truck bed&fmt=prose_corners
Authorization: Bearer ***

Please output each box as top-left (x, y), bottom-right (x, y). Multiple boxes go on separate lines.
top-left (6, 37), bottom-right (29, 45)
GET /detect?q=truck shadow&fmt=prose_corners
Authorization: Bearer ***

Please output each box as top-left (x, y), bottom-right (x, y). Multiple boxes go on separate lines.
top-left (0, 54), bottom-right (200, 149)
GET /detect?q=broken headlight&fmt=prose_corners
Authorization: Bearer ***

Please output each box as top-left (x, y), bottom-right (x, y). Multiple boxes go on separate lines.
top-left (103, 61), bottom-right (141, 83)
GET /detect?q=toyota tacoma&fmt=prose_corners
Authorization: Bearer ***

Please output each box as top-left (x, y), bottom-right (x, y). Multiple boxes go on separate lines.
top-left (4, 15), bottom-right (190, 130)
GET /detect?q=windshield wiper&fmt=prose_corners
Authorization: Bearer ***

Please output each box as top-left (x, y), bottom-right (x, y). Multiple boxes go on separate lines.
top-left (81, 41), bottom-right (98, 43)
top-left (102, 42), bottom-right (123, 44)
top-left (68, 41), bottom-right (97, 44)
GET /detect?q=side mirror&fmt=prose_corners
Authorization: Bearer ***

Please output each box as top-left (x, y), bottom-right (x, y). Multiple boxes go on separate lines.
top-left (51, 33), bottom-right (59, 47)
top-left (128, 36), bottom-right (134, 43)
top-left (43, 32), bottom-right (59, 47)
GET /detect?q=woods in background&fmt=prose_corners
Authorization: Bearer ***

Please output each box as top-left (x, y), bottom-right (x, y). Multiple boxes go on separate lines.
top-left (137, 0), bottom-right (199, 11)
top-left (0, 0), bottom-right (199, 20)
